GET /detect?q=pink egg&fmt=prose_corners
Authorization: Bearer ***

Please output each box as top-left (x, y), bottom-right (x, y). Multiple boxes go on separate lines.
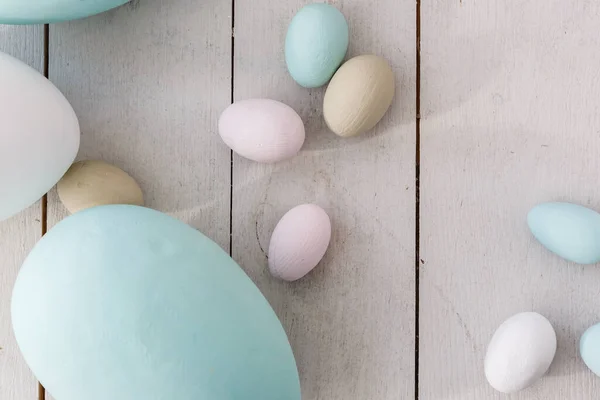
top-left (268, 204), bottom-right (332, 281)
top-left (218, 98), bottom-right (305, 163)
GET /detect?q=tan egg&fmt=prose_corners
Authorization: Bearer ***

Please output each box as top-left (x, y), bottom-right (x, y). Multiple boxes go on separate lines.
top-left (57, 160), bottom-right (144, 214)
top-left (323, 55), bottom-right (395, 137)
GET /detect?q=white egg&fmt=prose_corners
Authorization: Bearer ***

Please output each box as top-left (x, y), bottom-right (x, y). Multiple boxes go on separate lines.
top-left (268, 204), bottom-right (331, 281)
top-left (0, 51), bottom-right (80, 221)
top-left (484, 312), bottom-right (556, 393)
top-left (218, 98), bottom-right (305, 163)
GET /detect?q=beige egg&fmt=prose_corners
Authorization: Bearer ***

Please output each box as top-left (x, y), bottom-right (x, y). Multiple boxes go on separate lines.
top-left (323, 55), bottom-right (395, 137)
top-left (57, 160), bottom-right (144, 214)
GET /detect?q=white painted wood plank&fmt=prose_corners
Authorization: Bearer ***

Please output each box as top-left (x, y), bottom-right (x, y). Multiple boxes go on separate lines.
top-left (45, 1), bottom-right (231, 399)
top-left (233, 1), bottom-right (416, 398)
top-left (421, 1), bottom-right (600, 398)
top-left (0, 25), bottom-right (44, 400)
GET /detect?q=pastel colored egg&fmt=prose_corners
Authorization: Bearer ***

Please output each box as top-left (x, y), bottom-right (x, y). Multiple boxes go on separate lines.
top-left (268, 204), bottom-right (331, 281)
top-left (0, 51), bottom-right (79, 222)
top-left (12, 205), bottom-right (300, 400)
top-left (285, 3), bottom-right (349, 88)
top-left (580, 323), bottom-right (600, 376)
top-left (323, 54), bottom-right (395, 137)
top-left (57, 160), bottom-right (144, 214)
top-left (484, 312), bottom-right (556, 393)
top-left (219, 98), bottom-right (305, 163)
top-left (527, 202), bottom-right (600, 264)
top-left (0, 0), bottom-right (129, 24)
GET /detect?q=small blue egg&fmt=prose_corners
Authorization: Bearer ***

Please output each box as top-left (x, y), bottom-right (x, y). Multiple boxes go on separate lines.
top-left (580, 323), bottom-right (600, 376)
top-left (0, 0), bottom-right (129, 24)
top-left (285, 3), bottom-right (349, 88)
top-left (527, 202), bottom-right (600, 264)
top-left (12, 205), bottom-right (300, 400)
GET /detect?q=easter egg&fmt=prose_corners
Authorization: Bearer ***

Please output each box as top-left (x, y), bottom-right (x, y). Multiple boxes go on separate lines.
top-left (484, 312), bottom-right (556, 393)
top-left (219, 98), bottom-right (305, 163)
top-left (527, 202), bottom-right (600, 264)
top-left (0, 51), bottom-right (79, 222)
top-left (580, 323), bottom-right (600, 376)
top-left (57, 160), bottom-right (144, 214)
top-left (323, 55), bottom-right (395, 137)
top-left (11, 205), bottom-right (301, 400)
top-left (268, 204), bottom-right (331, 281)
top-left (285, 3), bottom-right (349, 88)
top-left (0, 0), bottom-right (129, 24)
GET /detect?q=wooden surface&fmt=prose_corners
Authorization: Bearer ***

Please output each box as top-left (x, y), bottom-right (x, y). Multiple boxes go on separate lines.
top-left (4, 0), bottom-right (600, 399)
top-left (0, 25), bottom-right (43, 400)
top-left (420, 0), bottom-right (600, 399)
top-left (233, 0), bottom-right (415, 398)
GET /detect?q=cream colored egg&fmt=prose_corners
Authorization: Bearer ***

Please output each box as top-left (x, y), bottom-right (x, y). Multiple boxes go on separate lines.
top-left (323, 55), bottom-right (395, 137)
top-left (268, 204), bottom-right (331, 281)
top-left (57, 160), bottom-right (144, 214)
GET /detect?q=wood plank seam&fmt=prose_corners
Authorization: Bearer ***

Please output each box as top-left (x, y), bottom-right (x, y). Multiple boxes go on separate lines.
top-left (229, 0), bottom-right (235, 257)
top-left (38, 22), bottom-right (49, 400)
top-left (415, 0), bottom-right (421, 398)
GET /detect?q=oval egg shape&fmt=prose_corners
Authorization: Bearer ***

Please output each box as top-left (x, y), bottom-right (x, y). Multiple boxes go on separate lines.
top-left (323, 54), bottom-right (395, 137)
top-left (268, 204), bottom-right (331, 281)
top-left (285, 3), bottom-right (349, 88)
top-left (0, 0), bottom-right (129, 24)
top-left (0, 51), bottom-right (79, 221)
top-left (12, 205), bottom-right (301, 400)
top-left (484, 312), bottom-right (556, 393)
top-left (580, 322), bottom-right (600, 376)
top-left (57, 160), bottom-right (144, 214)
top-left (219, 98), bottom-right (305, 163)
top-left (527, 202), bottom-right (600, 264)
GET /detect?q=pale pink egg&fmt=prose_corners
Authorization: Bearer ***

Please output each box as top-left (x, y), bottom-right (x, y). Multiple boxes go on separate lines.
top-left (218, 98), bottom-right (305, 163)
top-left (268, 204), bottom-right (331, 281)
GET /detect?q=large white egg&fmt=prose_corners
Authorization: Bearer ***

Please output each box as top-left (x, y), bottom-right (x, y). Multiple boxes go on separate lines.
top-left (484, 312), bottom-right (556, 393)
top-left (0, 51), bottom-right (80, 221)
top-left (268, 204), bottom-right (331, 281)
top-left (218, 99), bottom-right (305, 163)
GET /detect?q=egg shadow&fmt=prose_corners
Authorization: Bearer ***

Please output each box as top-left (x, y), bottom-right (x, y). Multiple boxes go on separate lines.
top-left (249, 210), bottom-right (382, 400)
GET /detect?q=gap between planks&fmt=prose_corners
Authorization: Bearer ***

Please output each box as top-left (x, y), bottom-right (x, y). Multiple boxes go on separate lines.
top-left (229, 0), bottom-right (235, 257)
top-left (415, 0), bottom-right (422, 397)
top-left (38, 22), bottom-right (49, 400)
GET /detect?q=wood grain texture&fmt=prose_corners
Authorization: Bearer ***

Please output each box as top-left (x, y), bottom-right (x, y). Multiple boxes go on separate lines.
top-left (420, 1), bottom-right (600, 398)
top-left (45, 0), bottom-right (231, 398)
top-left (0, 25), bottom-right (44, 400)
top-left (233, 0), bottom-right (416, 398)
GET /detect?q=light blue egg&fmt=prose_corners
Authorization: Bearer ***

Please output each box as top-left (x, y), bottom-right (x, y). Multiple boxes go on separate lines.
top-left (580, 323), bottom-right (600, 376)
top-left (285, 3), bottom-right (349, 88)
top-left (0, 0), bottom-right (129, 24)
top-left (527, 202), bottom-right (600, 264)
top-left (11, 205), bottom-right (300, 400)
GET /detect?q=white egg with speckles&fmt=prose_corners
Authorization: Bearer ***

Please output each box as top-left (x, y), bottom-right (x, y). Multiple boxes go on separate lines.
top-left (485, 312), bottom-right (556, 393)
top-left (268, 204), bottom-right (331, 281)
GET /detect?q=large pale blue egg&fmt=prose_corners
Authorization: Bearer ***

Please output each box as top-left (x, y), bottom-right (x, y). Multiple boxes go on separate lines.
top-left (580, 323), bottom-right (600, 376)
top-left (285, 3), bottom-right (349, 88)
top-left (11, 205), bottom-right (301, 400)
top-left (527, 202), bottom-right (600, 264)
top-left (0, 0), bottom-right (129, 24)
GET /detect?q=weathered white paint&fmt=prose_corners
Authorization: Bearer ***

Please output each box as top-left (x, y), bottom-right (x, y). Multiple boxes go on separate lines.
top-left (0, 25), bottom-right (44, 400)
top-left (233, 0), bottom-right (416, 398)
top-left (420, 1), bottom-right (600, 398)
